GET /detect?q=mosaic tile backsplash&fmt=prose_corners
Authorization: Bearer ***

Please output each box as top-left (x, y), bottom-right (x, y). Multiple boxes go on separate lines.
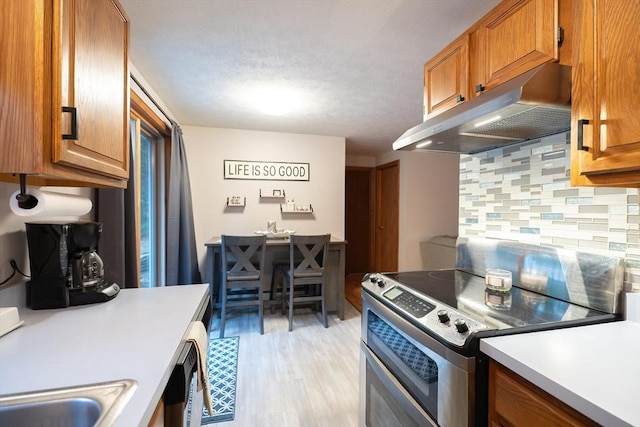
top-left (459, 131), bottom-right (640, 292)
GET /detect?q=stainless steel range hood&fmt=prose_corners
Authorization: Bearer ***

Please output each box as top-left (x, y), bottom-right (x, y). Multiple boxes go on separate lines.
top-left (393, 63), bottom-right (572, 154)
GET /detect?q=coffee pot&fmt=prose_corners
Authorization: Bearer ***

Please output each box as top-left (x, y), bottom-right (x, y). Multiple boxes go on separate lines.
top-left (72, 250), bottom-right (105, 288)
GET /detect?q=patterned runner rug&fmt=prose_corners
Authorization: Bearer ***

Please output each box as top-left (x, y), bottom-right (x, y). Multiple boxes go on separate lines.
top-left (201, 336), bottom-right (240, 424)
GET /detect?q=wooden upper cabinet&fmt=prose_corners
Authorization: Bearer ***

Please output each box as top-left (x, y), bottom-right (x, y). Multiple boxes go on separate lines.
top-left (55, 0), bottom-right (130, 180)
top-left (423, 0), bottom-right (566, 119)
top-left (570, 0), bottom-right (640, 187)
top-left (0, 0), bottom-right (129, 188)
top-left (472, 0), bottom-right (560, 96)
top-left (423, 33), bottom-right (469, 120)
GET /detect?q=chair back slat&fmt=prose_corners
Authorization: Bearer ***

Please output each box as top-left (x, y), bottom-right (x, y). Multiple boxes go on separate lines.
top-left (282, 233), bottom-right (331, 331)
top-left (290, 234), bottom-right (330, 277)
top-left (221, 235), bottom-right (267, 280)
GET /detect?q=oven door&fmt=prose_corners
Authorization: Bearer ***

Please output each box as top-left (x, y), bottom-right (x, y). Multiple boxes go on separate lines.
top-left (360, 291), bottom-right (476, 427)
top-left (360, 342), bottom-right (437, 427)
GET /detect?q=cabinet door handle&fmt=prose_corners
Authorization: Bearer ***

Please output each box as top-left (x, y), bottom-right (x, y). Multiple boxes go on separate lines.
top-left (475, 84), bottom-right (485, 94)
top-left (577, 119), bottom-right (590, 151)
top-left (62, 106), bottom-right (78, 140)
top-left (456, 94), bottom-right (465, 103)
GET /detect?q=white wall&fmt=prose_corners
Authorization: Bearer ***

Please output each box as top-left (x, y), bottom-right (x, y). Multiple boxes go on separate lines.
top-left (346, 154), bottom-right (376, 168)
top-left (181, 126), bottom-right (346, 275)
top-left (130, 63), bottom-right (176, 126)
top-left (377, 150), bottom-right (460, 271)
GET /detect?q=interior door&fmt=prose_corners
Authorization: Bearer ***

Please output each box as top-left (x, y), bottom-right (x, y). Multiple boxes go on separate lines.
top-left (375, 161), bottom-right (399, 272)
top-left (345, 167), bottom-right (374, 274)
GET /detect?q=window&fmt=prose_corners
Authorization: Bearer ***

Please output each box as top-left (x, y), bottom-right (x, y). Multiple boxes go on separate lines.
top-left (131, 90), bottom-right (171, 287)
top-left (138, 121), bottom-right (166, 287)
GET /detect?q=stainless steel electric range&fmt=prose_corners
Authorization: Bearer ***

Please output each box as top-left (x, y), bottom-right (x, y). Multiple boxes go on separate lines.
top-left (359, 237), bottom-right (624, 427)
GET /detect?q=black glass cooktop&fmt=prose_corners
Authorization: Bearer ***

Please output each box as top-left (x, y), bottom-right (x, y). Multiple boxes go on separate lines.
top-left (384, 270), bottom-right (459, 306)
top-left (383, 269), bottom-right (613, 330)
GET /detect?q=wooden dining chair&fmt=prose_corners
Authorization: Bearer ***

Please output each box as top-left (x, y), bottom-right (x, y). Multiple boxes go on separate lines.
top-left (219, 234), bottom-right (267, 338)
top-left (269, 257), bottom-right (289, 313)
top-left (269, 252), bottom-right (303, 312)
top-left (281, 234), bottom-right (331, 331)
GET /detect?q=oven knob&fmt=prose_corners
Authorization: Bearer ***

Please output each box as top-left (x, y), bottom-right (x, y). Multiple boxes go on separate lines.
top-left (377, 279), bottom-right (386, 288)
top-left (437, 309), bottom-right (450, 323)
top-left (369, 275), bottom-right (377, 283)
top-left (454, 318), bottom-right (469, 333)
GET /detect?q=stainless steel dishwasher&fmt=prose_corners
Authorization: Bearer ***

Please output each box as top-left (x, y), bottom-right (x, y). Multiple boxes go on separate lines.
top-left (165, 295), bottom-right (212, 427)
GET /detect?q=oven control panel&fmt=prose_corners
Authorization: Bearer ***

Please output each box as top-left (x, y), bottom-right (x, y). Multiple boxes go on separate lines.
top-left (363, 273), bottom-right (488, 347)
top-left (381, 286), bottom-right (436, 318)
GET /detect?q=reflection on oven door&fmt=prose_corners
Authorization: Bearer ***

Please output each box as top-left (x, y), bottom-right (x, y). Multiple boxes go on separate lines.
top-left (361, 343), bottom-right (437, 427)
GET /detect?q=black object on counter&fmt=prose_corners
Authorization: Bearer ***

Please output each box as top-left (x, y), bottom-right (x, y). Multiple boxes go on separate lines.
top-left (25, 222), bottom-right (119, 310)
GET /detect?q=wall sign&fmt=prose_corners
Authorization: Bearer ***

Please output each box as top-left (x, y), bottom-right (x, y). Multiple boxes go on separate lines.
top-left (224, 160), bottom-right (310, 181)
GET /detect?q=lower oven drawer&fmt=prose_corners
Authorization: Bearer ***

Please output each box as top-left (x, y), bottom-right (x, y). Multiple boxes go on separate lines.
top-left (360, 342), bottom-right (437, 427)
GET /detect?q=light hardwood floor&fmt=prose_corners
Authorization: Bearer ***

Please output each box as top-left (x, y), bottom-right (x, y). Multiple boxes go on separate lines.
top-left (209, 302), bottom-right (362, 427)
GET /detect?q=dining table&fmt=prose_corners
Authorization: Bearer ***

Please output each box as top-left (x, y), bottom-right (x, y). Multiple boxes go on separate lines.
top-left (204, 235), bottom-right (348, 320)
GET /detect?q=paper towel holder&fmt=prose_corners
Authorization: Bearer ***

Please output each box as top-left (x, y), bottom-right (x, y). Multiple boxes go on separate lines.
top-left (15, 174), bottom-right (38, 210)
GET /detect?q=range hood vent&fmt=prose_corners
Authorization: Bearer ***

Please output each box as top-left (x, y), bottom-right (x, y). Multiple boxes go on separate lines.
top-left (393, 63), bottom-right (572, 154)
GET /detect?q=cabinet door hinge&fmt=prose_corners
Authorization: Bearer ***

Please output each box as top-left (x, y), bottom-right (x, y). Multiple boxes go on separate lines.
top-left (557, 26), bottom-right (564, 46)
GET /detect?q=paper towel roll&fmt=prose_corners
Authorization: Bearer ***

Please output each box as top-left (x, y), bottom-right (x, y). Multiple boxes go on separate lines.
top-left (9, 189), bottom-right (92, 217)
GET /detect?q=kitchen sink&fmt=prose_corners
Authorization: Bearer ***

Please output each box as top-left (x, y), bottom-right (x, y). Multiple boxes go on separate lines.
top-left (0, 379), bottom-right (137, 427)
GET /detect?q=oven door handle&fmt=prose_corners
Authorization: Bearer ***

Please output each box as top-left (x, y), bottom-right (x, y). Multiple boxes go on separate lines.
top-left (361, 342), bottom-right (438, 427)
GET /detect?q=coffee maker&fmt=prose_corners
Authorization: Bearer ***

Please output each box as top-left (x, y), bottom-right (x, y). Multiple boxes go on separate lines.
top-left (26, 222), bottom-right (120, 309)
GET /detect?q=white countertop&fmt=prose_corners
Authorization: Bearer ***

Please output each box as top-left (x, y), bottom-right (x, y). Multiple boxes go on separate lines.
top-left (481, 293), bottom-right (640, 427)
top-left (0, 284), bottom-right (209, 427)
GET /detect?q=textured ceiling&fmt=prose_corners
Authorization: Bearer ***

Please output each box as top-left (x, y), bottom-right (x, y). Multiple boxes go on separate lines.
top-left (120, 0), bottom-right (501, 156)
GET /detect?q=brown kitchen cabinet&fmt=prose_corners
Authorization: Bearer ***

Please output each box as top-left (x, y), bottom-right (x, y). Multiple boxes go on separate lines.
top-left (488, 360), bottom-right (599, 427)
top-left (423, 0), bottom-right (568, 120)
top-left (0, 0), bottom-right (130, 189)
top-left (471, 0), bottom-right (566, 97)
top-left (423, 33), bottom-right (469, 120)
top-left (569, 0), bottom-right (640, 187)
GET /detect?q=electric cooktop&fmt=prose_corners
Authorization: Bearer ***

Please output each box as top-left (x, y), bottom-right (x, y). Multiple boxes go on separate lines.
top-left (362, 269), bottom-right (618, 350)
